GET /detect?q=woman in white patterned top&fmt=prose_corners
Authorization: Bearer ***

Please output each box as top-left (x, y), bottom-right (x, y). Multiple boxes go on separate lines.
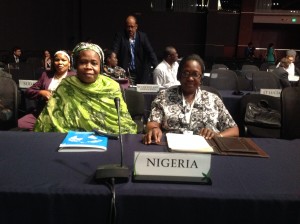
top-left (143, 54), bottom-right (239, 144)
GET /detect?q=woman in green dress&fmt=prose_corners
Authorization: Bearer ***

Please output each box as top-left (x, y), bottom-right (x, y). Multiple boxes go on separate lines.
top-left (265, 43), bottom-right (277, 64)
top-left (34, 42), bottom-right (137, 134)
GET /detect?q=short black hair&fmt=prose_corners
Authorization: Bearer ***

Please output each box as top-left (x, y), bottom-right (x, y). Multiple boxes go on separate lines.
top-left (163, 46), bottom-right (175, 59)
top-left (103, 49), bottom-right (115, 64)
top-left (177, 54), bottom-right (205, 80)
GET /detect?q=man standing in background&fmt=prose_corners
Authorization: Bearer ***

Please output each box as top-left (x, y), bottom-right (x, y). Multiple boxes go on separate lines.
top-left (112, 15), bottom-right (158, 85)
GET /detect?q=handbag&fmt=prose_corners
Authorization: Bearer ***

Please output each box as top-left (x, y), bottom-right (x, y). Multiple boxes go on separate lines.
top-left (244, 100), bottom-right (281, 128)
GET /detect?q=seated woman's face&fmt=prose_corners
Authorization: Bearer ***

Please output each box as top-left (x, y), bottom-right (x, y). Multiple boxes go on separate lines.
top-left (53, 53), bottom-right (70, 74)
top-left (179, 60), bottom-right (202, 94)
top-left (76, 50), bottom-right (101, 84)
top-left (107, 52), bottom-right (118, 68)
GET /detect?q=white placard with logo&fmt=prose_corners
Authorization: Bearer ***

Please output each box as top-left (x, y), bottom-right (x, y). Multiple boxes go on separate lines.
top-left (19, 80), bottom-right (37, 89)
top-left (133, 151), bottom-right (211, 184)
top-left (260, 89), bottom-right (282, 98)
top-left (136, 84), bottom-right (160, 92)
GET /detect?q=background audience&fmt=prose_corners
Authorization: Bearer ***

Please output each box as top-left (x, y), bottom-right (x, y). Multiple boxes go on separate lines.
top-left (103, 49), bottom-right (129, 89)
top-left (265, 43), bottom-right (277, 64)
top-left (5, 46), bottom-right (24, 65)
top-left (112, 15), bottom-right (158, 85)
top-left (153, 46), bottom-right (180, 88)
top-left (42, 50), bottom-right (52, 71)
top-left (18, 50), bottom-right (73, 130)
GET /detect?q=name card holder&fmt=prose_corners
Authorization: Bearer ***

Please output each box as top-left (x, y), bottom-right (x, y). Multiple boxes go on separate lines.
top-left (19, 79), bottom-right (38, 89)
top-left (133, 151), bottom-right (212, 184)
top-left (260, 89), bottom-right (282, 98)
top-left (136, 84), bottom-right (160, 93)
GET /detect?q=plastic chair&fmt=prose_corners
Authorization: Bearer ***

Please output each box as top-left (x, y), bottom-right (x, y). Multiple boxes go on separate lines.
top-left (241, 64), bottom-right (259, 80)
top-left (252, 71), bottom-right (281, 91)
top-left (211, 64), bottom-right (229, 70)
top-left (280, 87), bottom-right (300, 140)
top-left (208, 69), bottom-right (238, 90)
top-left (0, 76), bottom-right (18, 130)
top-left (122, 89), bottom-right (145, 134)
top-left (200, 85), bottom-right (223, 100)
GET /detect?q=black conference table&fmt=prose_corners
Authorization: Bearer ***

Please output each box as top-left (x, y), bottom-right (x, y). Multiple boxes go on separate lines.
top-left (0, 131), bottom-right (300, 224)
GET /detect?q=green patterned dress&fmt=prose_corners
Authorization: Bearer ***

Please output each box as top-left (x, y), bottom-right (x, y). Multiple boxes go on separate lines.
top-left (34, 75), bottom-right (137, 134)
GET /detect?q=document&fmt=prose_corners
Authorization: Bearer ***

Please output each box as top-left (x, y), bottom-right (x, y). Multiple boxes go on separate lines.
top-left (166, 133), bottom-right (214, 153)
top-left (59, 131), bottom-right (108, 152)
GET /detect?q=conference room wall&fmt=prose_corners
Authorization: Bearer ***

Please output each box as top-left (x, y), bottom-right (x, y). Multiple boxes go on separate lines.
top-left (0, 0), bottom-right (207, 59)
top-left (1, 0), bottom-right (299, 61)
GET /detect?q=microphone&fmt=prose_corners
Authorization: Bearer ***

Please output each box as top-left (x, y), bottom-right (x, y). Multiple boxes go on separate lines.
top-left (95, 97), bottom-right (129, 183)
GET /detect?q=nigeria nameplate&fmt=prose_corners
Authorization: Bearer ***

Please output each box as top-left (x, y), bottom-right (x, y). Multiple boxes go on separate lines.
top-left (133, 151), bottom-right (211, 184)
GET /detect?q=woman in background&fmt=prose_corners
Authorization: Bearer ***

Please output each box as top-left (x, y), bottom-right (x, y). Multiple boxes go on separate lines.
top-left (103, 49), bottom-right (130, 88)
top-left (18, 50), bottom-right (74, 130)
top-left (265, 43), bottom-right (277, 64)
top-left (42, 50), bottom-right (52, 71)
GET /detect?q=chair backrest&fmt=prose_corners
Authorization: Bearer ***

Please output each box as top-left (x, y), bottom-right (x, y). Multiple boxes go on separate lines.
top-left (212, 64), bottom-right (229, 70)
top-left (0, 76), bottom-right (18, 130)
top-left (200, 85), bottom-right (222, 100)
top-left (209, 69), bottom-right (238, 90)
top-left (241, 64), bottom-right (260, 80)
top-left (122, 89), bottom-right (145, 133)
top-left (252, 71), bottom-right (281, 91)
top-left (239, 93), bottom-right (281, 137)
top-left (280, 87), bottom-right (300, 139)
top-left (241, 64), bottom-right (259, 71)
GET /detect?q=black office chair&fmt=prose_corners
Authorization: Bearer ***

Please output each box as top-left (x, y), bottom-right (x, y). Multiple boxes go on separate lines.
top-left (241, 64), bottom-right (259, 80)
top-left (280, 87), bottom-right (300, 140)
top-left (252, 71), bottom-right (281, 91)
top-left (211, 64), bottom-right (229, 70)
top-left (208, 69), bottom-right (238, 90)
top-left (122, 89), bottom-right (145, 134)
top-left (240, 93), bottom-right (281, 138)
top-left (200, 85), bottom-right (223, 100)
top-left (0, 76), bottom-right (18, 130)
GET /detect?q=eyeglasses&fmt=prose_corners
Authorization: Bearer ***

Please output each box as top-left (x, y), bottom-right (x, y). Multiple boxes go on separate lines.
top-left (181, 72), bottom-right (202, 79)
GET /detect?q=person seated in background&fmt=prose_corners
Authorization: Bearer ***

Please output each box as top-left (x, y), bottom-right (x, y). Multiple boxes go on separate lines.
top-left (5, 46), bottom-right (24, 65)
top-left (143, 54), bottom-right (239, 144)
top-left (245, 42), bottom-right (255, 61)
top-left (41, 50), bottom-right (52, 71)
top-left (278, 49), bottom-right (300, 84)
top-left (6, 46), bottom-right (22, 64)
top-left (153, 46), bottom-right (180, 88)
top-left (18, 50), bottom-right (74, 131)
top-left (34, 42), bottom-right (137, 134)
top-left (103, 49), bottom-right (130, 88)
top-left (272, 57), bottom-right (291, 89)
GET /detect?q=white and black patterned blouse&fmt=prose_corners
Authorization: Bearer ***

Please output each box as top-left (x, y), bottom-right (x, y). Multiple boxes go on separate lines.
top-left (148, 86), bottom-right (237, 134)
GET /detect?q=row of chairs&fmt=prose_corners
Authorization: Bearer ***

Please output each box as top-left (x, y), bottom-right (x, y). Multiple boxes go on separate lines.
top-left (203, 68), bottom-right (281, 91)
top-left (211, 63), bottom-right (276, 72)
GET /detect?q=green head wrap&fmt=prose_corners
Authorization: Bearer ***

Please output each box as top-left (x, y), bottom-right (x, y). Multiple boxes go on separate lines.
top-left (72, 42), bottom-right (104, 65)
